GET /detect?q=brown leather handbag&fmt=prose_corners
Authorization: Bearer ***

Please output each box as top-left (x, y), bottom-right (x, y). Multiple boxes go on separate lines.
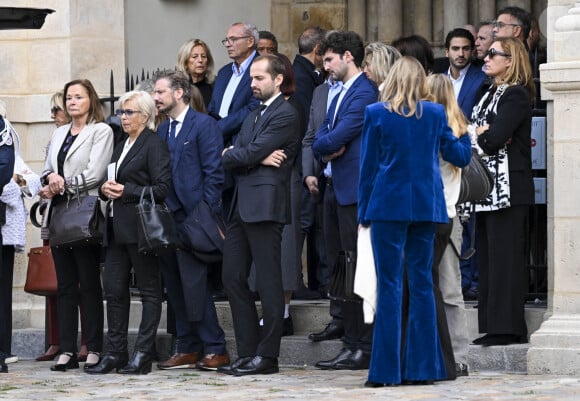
top-left (24, 244), bottom-right (57, 296)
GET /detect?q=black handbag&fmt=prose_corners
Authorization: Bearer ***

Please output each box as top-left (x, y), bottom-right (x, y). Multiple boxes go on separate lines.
top-left (457, 148), bottom-right (494, 204)
top-left (179, 200), bottom-right (226, 263)
top-left (48, 175), bottom-right (103, 247)
top-left (135, 187), bottom-right (179, 254)
top-left (327, 250), bottom-right (361, 302)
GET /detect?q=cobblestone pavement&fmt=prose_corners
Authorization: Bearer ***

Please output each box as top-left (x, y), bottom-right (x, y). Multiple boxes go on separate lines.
top-left (1, 361), bottom-right (580, 400)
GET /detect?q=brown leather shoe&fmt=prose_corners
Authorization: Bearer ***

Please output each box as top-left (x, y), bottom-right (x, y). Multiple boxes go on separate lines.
top-left (157, 353), bottom-right (200, 370)
top-left (196, 353), bottom-right (230, 371)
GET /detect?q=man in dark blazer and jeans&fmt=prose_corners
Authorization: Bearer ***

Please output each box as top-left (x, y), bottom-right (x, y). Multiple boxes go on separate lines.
top-left (153, 70), bottom-right (229, 371)
top-left (219, 55), bottom-right (299, 376)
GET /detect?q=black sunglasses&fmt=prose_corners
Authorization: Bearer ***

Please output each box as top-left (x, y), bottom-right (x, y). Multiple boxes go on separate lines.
top-left (485, 48), bottom-right (511, 59)
top-left (50, 106), bottom-right (62, 114)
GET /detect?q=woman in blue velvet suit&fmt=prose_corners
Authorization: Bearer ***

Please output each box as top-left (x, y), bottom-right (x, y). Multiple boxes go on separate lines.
top-left (358, 57), bottom-right (471, 387)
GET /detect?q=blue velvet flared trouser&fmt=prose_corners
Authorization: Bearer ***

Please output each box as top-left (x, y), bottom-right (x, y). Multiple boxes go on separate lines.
top-left (368, 221), bottom-right (446, 385)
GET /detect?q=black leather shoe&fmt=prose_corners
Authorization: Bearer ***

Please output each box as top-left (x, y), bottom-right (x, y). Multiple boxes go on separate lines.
top-left (0, 357), bottom-right (7, 373)
top-left (50, 353), bottom-right (79, 372)
top-left (282, 315), bottom-right (294, 337)
top-left (402, 380), bottom-right (434, 385)
top-left (315, 348), bottom-right (352, 370)
top-left (84, 352), bottom-right (129, 374)
top-left (233, 356), bottom-right (279, 376)
top-left (118, 351), bottom-right (152, 375)
top-left (333, 349), bottom-right (370, 370)
top-left (217, 356), bottom-right (253, 375)
top-left (308, 322), bottom-right (344, 342)
top-left (481, 334), bottom-right (526, 347)
top-left (364, 380), bottom-right (397, 387)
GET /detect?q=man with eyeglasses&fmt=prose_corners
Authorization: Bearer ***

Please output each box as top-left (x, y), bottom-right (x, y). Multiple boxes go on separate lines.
top-left (493, 6), bottom-right (532, 47)
top-left (208, 22), bottom-right (260, 146)
top-left (208, 22), bottom-right (261, 220)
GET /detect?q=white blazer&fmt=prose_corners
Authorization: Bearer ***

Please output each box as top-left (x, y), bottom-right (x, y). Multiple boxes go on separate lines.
top-left (43, 122), bottom-right (114, 196)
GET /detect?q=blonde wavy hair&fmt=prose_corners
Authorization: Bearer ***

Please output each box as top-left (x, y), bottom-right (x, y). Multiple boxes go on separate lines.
top-left (491, 37), bottom-right (535, 100)
top-left (426, 74), bottom-right (467, 138)
top-left (381, 56), bottom-right (432, 118)
top-left (176, 38), bottom-right (215, 84)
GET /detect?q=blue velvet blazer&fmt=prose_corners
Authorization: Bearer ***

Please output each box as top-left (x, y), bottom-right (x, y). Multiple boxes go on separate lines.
top-left (358, 101), bottom-right (471, 225)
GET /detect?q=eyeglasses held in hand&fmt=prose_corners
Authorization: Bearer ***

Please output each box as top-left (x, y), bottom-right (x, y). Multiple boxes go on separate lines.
top-left (115, 109), bottom-right (140, 117)
top-left (493, 21), bottom-right (521, 29)
top-left (485, 48), bottom-right (511, 59)
top-left (221, 36), bottom-right (251, 46)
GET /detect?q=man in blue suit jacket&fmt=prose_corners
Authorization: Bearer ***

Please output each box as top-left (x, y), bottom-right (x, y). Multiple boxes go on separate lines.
top-left (444, 28), bottom-right (486, 118)
top-left (311, 31), bottom-right (379, 371)
top-left (208, 22), bottom-right (261, 146)
top-left (153, 70), bottom-right (229, 371)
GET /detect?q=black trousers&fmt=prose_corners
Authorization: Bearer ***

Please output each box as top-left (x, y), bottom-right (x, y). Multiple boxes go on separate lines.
top-left (0, 244), bottom-right (13, 355)
top-left (322, 183), bottom-right (373, 352)
top-left (476, 205), bottom-right (529, 337)
top-left (222, 209), bottom-right (284, 358)
top-left (52, 244), bottom-right (103, 353)
top-left (103, 228), bottom-right (162, 354)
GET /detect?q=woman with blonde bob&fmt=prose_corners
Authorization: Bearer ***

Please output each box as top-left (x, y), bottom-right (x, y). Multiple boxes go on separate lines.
top-left (469, 37), bottom-right (534, 347)
top-left (85, 91), bottom-right (171, 375)
top-left (176, 38), bottom-right (215, 107)
top-left (362, 42), bottom-right (401, 90)
top-left (426, 73), bottom-right (472, 378)
top-left (358, 57), bottom-right (471, 387)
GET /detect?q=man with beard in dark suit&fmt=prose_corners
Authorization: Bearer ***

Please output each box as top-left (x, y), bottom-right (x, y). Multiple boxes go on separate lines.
top-left (219, 55), bottom-right (299, 376)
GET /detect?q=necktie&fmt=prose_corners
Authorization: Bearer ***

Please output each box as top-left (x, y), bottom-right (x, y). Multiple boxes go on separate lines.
top-left (167, 120), bottom-right (178, 152)
top-left (327, 90), bottom-right (341, 129)
top-left (254, 104), bottom-right (267, 127)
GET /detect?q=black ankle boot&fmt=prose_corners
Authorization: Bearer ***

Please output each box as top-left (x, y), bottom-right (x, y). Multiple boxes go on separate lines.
top-left (118, 351), bottom-right (152, 375)
top-left (50, 353), bottom-right (79, 372)
top-left (84, 352), bottom-right (128, 374)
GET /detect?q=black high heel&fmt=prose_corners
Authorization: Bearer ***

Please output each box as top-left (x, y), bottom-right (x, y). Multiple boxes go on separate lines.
top-left (50, 353), bottom-right (79, 372)
top-left (84, 352), bottom-right (128, 374)
top-left (118, 351), bottom-right (152, 375)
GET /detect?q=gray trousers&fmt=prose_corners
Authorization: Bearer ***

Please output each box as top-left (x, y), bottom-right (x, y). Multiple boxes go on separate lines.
top-left (438, 217), bottom-right (470, 365)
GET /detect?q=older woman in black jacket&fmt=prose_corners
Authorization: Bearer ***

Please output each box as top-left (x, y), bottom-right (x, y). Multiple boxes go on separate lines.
top-left (469, 37), bottom-right (535, 347)
top-left (85, 91), bottom-right (171, 375)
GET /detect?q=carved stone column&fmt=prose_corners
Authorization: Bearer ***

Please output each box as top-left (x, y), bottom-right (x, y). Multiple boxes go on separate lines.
top-left (527, 0), bottom-right (580, 375)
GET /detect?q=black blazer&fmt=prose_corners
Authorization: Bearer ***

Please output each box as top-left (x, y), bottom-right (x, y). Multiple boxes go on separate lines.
top-left (100, 128), bottom-right (172, 244)
top-left (222, 95), bottom-right (299, 224)
top-left (477, 85), bottom-right (534, 206)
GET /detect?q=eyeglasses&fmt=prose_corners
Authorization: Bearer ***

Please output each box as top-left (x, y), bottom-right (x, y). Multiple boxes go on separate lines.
top-left (50, 106), bottom-right (62, 114)
top-left (115, 109), bottom-right (141, 117)
top-left (493, 21), bottom-right (521, 29)
top-left (221, 36), bottom-right (251, 46)
top-left (484, 48), bottom-right (511, 59)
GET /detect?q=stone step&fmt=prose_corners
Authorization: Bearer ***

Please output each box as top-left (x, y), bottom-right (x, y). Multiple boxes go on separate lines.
top-left (12, 299), bottom-right (546, 373)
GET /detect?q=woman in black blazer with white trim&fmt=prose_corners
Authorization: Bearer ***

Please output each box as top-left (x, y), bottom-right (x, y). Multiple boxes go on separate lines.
top-left (85, 91), bottom-right (171, 375)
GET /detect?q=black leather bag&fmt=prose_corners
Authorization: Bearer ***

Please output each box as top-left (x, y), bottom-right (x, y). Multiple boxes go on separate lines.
top-left (179, 200), bottom-right (226, 263)
top-left (327, 250), bottom-right (360, 302)
top-left (48, 175), bottom-right (103, 247)
top-left (135, 187), bottom-right (179, 254)
top-left (457, 149), bottom-right (494, 204)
